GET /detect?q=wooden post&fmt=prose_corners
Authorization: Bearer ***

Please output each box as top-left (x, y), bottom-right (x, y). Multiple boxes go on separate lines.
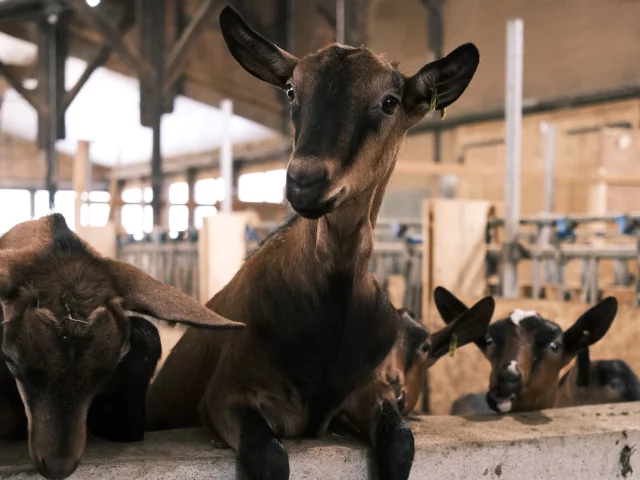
top-left (220, 99), bottom-right (234, 214)
top-left (73, 140), bottom-right (90, 229)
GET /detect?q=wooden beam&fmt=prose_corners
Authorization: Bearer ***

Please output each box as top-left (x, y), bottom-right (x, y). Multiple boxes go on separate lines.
top-left (0, 59), bottom-right (47, 114)
top-left (67, 0), bottom-right (157, 92)
top-left (163, 0), bottom-right (217, 93)
top-left (63, 5), bottom-right (134, 112)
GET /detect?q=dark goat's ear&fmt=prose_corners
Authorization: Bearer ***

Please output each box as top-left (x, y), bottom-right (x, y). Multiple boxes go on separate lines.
top-left (403, 43), bottom-right (479, 118)
top-left (575, 348), bottom-right (591, 387)
top-left (219, 5), bottom-right (298, 89)
top-left (106, 259), bottom-right (244, 330)
top-left (433, 286), bottom-right (469, 325)
top-left (562, 297), bottom-right (617, 362)
top-left (428, 296), bottom-right (495, 364)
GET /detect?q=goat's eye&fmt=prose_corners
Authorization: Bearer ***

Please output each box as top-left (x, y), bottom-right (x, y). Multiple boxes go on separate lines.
top-left (380, 96), bottom-right (400, 115)
top-left (419, 342), bottom-right (430, 353)
top-left (285, 84), bottom-right (295, 101)
top-left (609, 378), bottom-right (625, 391)
top-left (548, 341), bottom-right (560, 352)
top-left (485, 335), bottom-right (493, 347)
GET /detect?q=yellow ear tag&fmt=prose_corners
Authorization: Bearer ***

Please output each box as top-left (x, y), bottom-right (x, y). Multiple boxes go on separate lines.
top-left (429, 88), bottom-right (438, 113)
top-left (582, 330), bottom-right (590, 336)
top-left (449, 333), bottom-right (458, 358)
top-left (440, 108), bottom-right (447, 120)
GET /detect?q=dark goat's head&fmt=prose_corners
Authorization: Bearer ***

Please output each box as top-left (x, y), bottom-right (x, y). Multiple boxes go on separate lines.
top-left (0, 214), bottom-right (243, 479)
top-left (219, 5), bottom-right (480, 219)
top-left (388, 295), bottom-right (495, 415)
top-left (558, 348), bottom-right (640, 406)
top-left (434, 286), bottom-right (618, 414)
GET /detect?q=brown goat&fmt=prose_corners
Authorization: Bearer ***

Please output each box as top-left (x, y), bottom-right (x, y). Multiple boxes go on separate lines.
top-left (436, 287), bottom-right (618, 415)
top-left (555, 348), bottom-right (640, 408)
top-left (146, 5), bottom-right (480, 480)
top-left (387, 300), bottom-right (495, 416)
top-left (0, 214), bottom-right (242, 480)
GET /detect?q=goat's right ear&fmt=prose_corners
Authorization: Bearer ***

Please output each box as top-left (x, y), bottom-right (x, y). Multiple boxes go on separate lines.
top-left (433, 286), bottom-right (469, 325)
top-left (403, 43), bottom-right (479, 118)
top-left (219, 5), bottom-right (298, 89)
top-left (106, 260), bottom-right (244, 330)
top-left (562, 297), bottom-right (617, 363)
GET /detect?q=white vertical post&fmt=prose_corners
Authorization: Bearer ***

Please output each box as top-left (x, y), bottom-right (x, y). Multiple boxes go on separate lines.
top-left (336, 0), bottom-right (345, 44)
top-left (220, 99), bottom-right (233, 214)
top-left (542, 122), bottom-right (556, 213)
top-left (73, 140), bottom-right (90, 230)
top-left (502, 18), bottom-right (524, 298)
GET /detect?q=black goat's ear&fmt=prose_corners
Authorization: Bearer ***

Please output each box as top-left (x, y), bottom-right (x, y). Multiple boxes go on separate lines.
top-left (403, 43), bottom-right (479, 118)
top-left (219, 5), bottom-right (298, 89)
top-left (106, 259), bottom-right (244, 330)
top-left (433, 286), bottom-right (469, 325)
top-left (562, 297), bottom-right (617, 362)
top-left (428, 296), bottom-right (494, 365)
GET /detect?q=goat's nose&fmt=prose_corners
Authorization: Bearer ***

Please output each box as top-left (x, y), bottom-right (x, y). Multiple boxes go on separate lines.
top-left (287, 168), bottom-right (327, 188)
top-left (497, 367), bottom-right (523, 396)
top-left (39, 456), bottom-right (80, 480)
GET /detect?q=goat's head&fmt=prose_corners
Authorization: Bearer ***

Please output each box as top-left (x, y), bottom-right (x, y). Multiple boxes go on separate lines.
top-left (434, 286), bottom-right (618, 414)
top-left (558, 349), bottom-right (640, 406)
top-left (389, 295), bottom-right (495, 415)
top-left (219, 5), bottom-right (480, 219)
top-left (0, 214), bottom-right (243, 480)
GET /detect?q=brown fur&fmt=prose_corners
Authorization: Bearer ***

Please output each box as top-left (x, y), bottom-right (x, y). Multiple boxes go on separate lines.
top-left (0, 214), bottom-right (242, 480)
top-left (147, 6), bottom-right (480, 480)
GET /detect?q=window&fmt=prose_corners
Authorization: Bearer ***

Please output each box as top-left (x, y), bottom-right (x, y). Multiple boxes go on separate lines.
top-left (195, 178), bottom-right (225, 205)
top-left (195, 206), bottom-right (217, 229)
top-left (0, 189), bottom-right (31, 234)
top-left (121, 204), bottom-right (144, 236)
top-left (169, 205), bottom-right (189, 234)
top-left (121, 187), bottom-right (152, 236)
top-left (169, 182), bottom-right (189, 205)
top-left (238, 169), bottom-right (286, 204)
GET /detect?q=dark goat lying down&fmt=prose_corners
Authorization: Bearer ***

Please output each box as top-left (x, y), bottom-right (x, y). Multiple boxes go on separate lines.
top-left (385, 300), bottom-right (494, 416)
top-left (0, 214), bottom-right (243, 480)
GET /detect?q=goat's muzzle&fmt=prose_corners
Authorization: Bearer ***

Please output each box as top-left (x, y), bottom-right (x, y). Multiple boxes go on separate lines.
top-left (286, 165), bottom-right (343, 218)
top-left (486, 366), bottom-right (523, 413)
top-left (36, 456), bottom-right (80, 480)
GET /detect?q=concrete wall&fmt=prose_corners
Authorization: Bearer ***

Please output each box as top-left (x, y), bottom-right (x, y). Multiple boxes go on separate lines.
top-left (1, 402), bottom-right (638, 479)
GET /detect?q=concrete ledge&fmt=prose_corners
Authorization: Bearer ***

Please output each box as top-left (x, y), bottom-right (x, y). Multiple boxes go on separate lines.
top-left (1, 403), bottom-right (639, 479)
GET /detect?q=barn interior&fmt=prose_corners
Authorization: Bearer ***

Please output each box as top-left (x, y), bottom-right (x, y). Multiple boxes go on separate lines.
top-left (0, 0), bottom-right (640, 478)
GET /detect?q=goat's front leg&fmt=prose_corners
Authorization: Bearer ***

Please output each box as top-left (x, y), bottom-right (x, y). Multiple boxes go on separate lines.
top-left (343, 381), bottom-right (415, 480)
top-left (88, 318), bottom-right (161, 442)
top-left (201, 386), bottom-right (290, 480)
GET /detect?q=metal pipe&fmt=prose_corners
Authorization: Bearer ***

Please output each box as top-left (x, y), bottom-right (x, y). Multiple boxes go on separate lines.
top-left (220, 99), bottom-right (234, 214)
top-left (502, 18), bottom-right (524, 299)
top-left (45, 12), bottom-right (60, 208)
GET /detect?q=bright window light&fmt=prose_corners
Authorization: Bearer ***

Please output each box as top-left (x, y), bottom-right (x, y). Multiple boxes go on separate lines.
top-left (195, 206), bottom-right (217, 229)
top-left (0, 189), bottom-right (30, 234)
top-left (169, 182), bottom-right (189, 205)
top-left (122, 188), bottom-right (143, 204)
top-left (88, 191), bottom-right (110, 203)
top-left (238, 169), bottom-right (286, 204)
top-left (86, 0), bottom-right (101, 7)
top-left (121, 204), bottom-right (143, 235)
top-left (195, 178), bottom-right (225, 204)
top-left (169, 205), bottom-right (189, 234)
top-left (34, 190), bottom-right (76, 230)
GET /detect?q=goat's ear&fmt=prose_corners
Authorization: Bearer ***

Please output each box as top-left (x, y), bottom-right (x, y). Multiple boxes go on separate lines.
top-left (403, 43), bottom-right (479, 118)
top-left (562, 297), bottom-right (617, 362)
top-left (575, 348), bottom-right (591, 387)
top-left (433, 286), bottom-right (469, 325)
top-left (219, 5), bottom-right (298, 89)
top-left (106, 260), bottom-right (244, 330)
top-left (428, 296), bottom-right (494, 365)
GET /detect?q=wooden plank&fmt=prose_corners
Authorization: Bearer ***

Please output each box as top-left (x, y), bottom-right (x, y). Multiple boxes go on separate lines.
top-left (72, 140), bottom-right (90, 228)
top-left (421, 198), bottom-right (433, 329)
top-left (198, 210), bottom-right (260, 302)
top-left (430, 199), bottom-right (491, 297)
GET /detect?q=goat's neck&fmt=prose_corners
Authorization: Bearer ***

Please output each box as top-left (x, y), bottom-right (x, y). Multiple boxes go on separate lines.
top-left (295, 158), bottom-right (396, 277)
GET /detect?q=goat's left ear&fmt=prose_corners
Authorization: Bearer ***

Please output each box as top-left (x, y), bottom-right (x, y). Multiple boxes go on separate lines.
top-left (428, 296), bottom-right (495, 365)
top-left (106, 259), bottom-right (244, 330)
top-left (403, 43), bottom-right (480, 118)
top-left (433, 286), bottom-right (469, 326)
top-left (562, 297), bottom-right (617, 362)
